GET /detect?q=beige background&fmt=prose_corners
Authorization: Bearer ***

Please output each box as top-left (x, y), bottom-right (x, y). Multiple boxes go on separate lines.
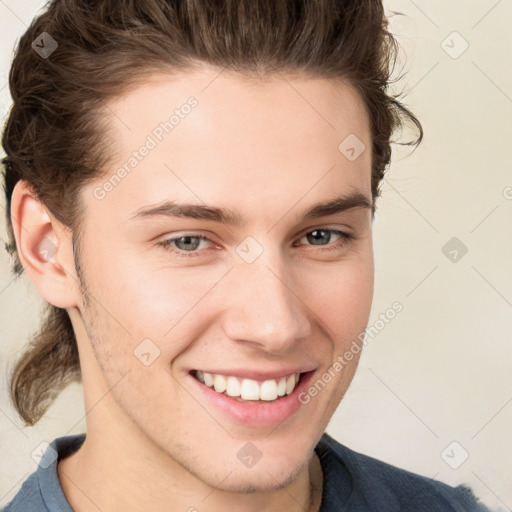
top-left (1, 1), bottom-right (511, 510)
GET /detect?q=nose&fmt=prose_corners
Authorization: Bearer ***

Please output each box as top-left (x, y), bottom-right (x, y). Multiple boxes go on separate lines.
top-left (221, 251), bottom-right (312, 354)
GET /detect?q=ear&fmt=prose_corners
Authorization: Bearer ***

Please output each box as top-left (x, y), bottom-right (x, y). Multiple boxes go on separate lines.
top-left (10, 180), bottom-right (80, 308)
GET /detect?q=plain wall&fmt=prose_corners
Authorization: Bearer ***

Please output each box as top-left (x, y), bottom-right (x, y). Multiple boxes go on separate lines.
top-left (1, 1), bottom-right (511, 510)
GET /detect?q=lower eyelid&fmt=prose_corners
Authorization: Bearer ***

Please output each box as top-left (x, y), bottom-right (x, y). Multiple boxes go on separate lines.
top-left (159, 229), bottom-right (353, 255)
top-left (162, 234), bottom-right (212, 249)
top-left (297, 229), bottom-right (352, 244)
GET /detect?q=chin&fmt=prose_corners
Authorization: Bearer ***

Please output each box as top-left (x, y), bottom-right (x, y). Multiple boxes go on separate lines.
top-left (217, 468), bottom-right (301, 494)
top-left (179, 451), bottom-right (305, 494)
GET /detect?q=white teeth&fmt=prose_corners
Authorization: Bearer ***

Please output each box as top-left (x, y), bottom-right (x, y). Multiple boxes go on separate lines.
top-left (204, 372), bottom-right (214, 387)
top-left (213, 374), bottom-right (226, 393)
top-left (277, 377), bottom-right (287, 397)
top-left (260, 379), bottom-right (278, 401)
top-left (226, 376), bottom-right (241, 396)
top-left (196, 371), bottom-right (302, 401)
top-left (286, 374), bottom-right (296, 395)
top-left (240, 379), bottom-right (260, 400)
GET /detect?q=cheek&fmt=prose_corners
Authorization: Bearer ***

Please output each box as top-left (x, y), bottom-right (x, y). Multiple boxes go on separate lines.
top-left (90, 250), bottom-right (226, 339)
top-left (301, 254), bottom-right (374, 330)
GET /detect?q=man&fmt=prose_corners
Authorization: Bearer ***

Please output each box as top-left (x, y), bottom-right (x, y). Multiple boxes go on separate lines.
top-left (1, 0), bottom-right (491, 510)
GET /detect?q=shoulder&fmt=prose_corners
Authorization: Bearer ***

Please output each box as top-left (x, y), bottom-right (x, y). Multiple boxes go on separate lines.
top-left (2, 472), bottom-right (41, 512)
top-left (315, 432), bottom-right (491, 511)
top-left (2, 434), bottom-right (85, 512)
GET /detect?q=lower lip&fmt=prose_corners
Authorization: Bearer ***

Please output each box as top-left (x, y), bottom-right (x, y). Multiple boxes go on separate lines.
top-left (188, 371), bottom-right (315, 427)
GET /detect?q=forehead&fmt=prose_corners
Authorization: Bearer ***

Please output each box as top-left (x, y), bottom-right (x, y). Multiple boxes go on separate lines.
top-left (105, 68), bottom-right (370, 148)
top-left (87, 67), bottom-right (372, 224)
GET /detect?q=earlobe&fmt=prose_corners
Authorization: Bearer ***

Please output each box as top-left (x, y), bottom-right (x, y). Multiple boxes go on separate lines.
top-left (10, 180), bottom-right (79, 309)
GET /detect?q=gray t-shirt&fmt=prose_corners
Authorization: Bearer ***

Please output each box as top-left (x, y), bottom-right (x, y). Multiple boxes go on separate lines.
top-left (3, 432), bottom-right (491, 511)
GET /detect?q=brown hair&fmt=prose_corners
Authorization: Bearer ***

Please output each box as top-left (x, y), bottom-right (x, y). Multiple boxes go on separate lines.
top-left (1, 0), bottom-right (422, 425)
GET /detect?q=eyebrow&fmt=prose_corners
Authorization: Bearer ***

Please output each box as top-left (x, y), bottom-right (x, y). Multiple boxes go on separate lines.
top-left (130, 191), bottom-right (373, 226)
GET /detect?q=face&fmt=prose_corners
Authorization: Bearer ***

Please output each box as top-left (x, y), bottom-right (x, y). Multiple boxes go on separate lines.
top-left (72, 66), bottom-right (374, 492)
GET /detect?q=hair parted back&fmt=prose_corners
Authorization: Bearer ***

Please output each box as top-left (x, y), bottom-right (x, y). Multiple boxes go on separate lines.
top-left (2, 0), bottom-right (422, 425)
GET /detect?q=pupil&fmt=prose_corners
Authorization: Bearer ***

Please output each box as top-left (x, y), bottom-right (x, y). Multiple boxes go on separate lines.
top-left (308, 230), bottom-right (329, 246)
top-left (177, 236), bottom-right (200, 251)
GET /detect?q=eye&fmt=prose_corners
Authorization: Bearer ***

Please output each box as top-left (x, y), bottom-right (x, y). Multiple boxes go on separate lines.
top-left (294, 229), bottom-right (354, 253)
top-left (159, 234), bottom-right (213, 258)
top-left (158, 228), bottom-right (355, 258)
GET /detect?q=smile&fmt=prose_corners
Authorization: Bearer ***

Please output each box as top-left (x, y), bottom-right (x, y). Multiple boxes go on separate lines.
top-left (193, 370), bottom-right (302, 402)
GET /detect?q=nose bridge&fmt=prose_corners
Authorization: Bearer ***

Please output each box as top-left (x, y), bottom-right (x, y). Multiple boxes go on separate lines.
top-left (223, 248), bottom-right (311, 351)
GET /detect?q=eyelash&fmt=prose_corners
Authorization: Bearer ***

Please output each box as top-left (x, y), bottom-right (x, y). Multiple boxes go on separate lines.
top-left (158, 228), bottom-right (355, 258)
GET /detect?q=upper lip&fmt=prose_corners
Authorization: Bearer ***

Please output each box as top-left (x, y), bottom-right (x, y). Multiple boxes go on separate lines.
top-left (192, 366), bottom-right (316, 381)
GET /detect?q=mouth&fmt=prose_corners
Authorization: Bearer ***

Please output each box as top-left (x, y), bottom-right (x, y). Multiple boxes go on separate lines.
top-left (188, 367), bottom-right (315, 427)
top-left (192, 369), bottom-right (304, 403)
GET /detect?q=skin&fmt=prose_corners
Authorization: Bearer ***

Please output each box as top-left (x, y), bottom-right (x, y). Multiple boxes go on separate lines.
top-left (11, 65), bottom-right (374, 512)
